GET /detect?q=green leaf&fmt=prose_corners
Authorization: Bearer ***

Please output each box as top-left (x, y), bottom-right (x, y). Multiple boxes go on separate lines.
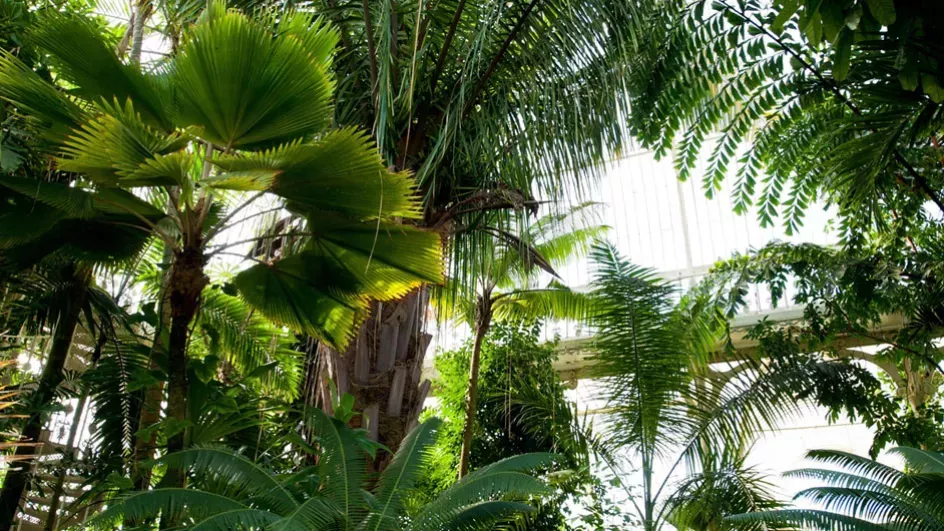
top-left (772, 0), bottom-right (800, 32)
top-left (171, 10), bottom-right (334, 149)
top-left (308, 407), bottom-right (366, 521)
top-left (832, 28), bottom-right (853, 81)
top-left (210, 129), bottom-right (421, 220)
top-left (233, 253), bottom-right (366, 349)
top-left (306, 216), bottom-right (444, 302)
top-left (863, 0), bottom-right (896, 26)
top-left (0, 51), bottom-right (84, 137)
top-left (364, 418), bottom-right (442, 530)
top-left (28, 14), bottom-right (172, 131)
top-left (57, 99), bottom-right (190, 185)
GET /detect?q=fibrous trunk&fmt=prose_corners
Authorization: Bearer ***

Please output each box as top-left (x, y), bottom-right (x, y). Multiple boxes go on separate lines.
top-left (315, 288), bottom-right (432, 469)
top-left (0, 266), bottom-right (90, 531)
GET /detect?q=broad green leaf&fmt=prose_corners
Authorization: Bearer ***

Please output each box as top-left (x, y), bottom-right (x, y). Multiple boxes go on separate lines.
top-left (28, 15), bottom-right (172, 131)
top-left (771, 0), bottom-right (800, 32)
top-left (58, 100), bottom-right (190, 185)
top-left (306, 215), bottom-right (444, 300)
top-left (863, 0), bottom-right (896, 26)
top-left (210, 129), bottom-right (421, 220)
top-left (0, 51), bottom-right (84, 136)
top-left (172, 10), bottom-right (334, 149)
top-left (0, 176), bottom-right (163, 219)
top-left (832, 28), bottom-right (853, 81)
top-left (233, 253), bottom-right (366, 348)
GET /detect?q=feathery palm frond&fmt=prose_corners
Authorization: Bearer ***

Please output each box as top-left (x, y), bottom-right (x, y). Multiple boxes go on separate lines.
top-left (727, 446), bottom-right (944, 530)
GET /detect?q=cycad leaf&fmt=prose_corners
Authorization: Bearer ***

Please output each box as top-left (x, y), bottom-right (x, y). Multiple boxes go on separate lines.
top-left (93, 488), bottom-right (249, 528)
top-left (210, 129), bottom-right (421, 219)
top-left (156, 447), bottom-right (298, 514)
top-left (172, 10), bottom-right (334, 149)
top-left (308, 407), bottom-right (366, 522)
top-left (269, 496), bottom-right (342, 531)
top-left (364, 418), bottom-right (442, 530)
top-left (188, 509), bottom-right (282, 530)
top-left (28, 14), bottom-right (171, 130)
top-left (888, 447), bottom-right (944, 474)
top-left (415, 500), bottom-right (535, 531)
top-left (725, 509), bottom-right (889, 530)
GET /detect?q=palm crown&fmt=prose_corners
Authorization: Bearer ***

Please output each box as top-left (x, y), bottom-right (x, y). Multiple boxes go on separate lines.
top-left (0, 4), bottom-right (443, 348)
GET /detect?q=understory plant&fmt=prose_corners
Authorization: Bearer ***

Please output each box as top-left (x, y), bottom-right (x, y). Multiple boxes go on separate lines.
top-left (94, 408), bottom-right (555, 530)
top-left (728, 446), bottom-right (944, 530)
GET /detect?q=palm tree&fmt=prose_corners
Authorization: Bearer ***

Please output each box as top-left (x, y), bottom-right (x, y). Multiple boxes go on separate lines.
top-left (92, 408), bottom-right (554, 529)
top-left (435, 205), bottom-right (604, 478)
top-left (290, 0), bottom-right (642, 458)
top-left (727, 446), bottom-right (944, 530)
top-left (0, 5), bottom-right (442, 496)
top-left (586, 242), bottom-right (880, 531)
top-left (0, 262), bottom-right (149, 528)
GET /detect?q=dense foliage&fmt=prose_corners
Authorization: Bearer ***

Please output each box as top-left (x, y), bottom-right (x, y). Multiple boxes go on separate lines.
top-left (421, 322), bottom-right (592, 529)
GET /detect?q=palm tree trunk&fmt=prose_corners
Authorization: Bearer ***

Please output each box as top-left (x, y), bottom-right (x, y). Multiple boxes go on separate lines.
top-left (316, 288), bottom-right (432, 468)
top-left (457, 298), bottom-right (492, 478)
top-left (159, 245), bottom-right (207, 488)
top-left (0, 266), bottom-right (90, 531)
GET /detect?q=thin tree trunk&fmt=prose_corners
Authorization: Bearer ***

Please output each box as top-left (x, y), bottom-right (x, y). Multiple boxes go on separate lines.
top-left (129, 0), bottom-right (148, 64)
top-left (0, 267), bottom-right (90, 531)
top-left (457, 299), bottom-right (492, 478)
top-left (316, 288), bottom-right (432, 469)
top-left (132, 245), bottom-right (173, 490)
top-left (159, 245), bottom-right (207, 489)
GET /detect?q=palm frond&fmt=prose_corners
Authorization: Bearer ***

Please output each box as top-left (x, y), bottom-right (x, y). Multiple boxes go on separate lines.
top-left (93, 488), bottom-right (252, 527)
top-left (28, 13), bottom-right (172, 130)
top-left (209, 129), bottom-right (420, 220)
top-left (171, 7), bottom-right (334, 149)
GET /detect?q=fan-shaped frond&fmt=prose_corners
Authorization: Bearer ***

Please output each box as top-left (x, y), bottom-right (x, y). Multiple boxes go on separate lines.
top-left (492, 285), bottom-right (593, 323)
top-left (209, 129), bottom-right (420, 220)
top-left (28, 14), bottom-right (171, 130)
top-left (171, 7), bottom-right (333, 149)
